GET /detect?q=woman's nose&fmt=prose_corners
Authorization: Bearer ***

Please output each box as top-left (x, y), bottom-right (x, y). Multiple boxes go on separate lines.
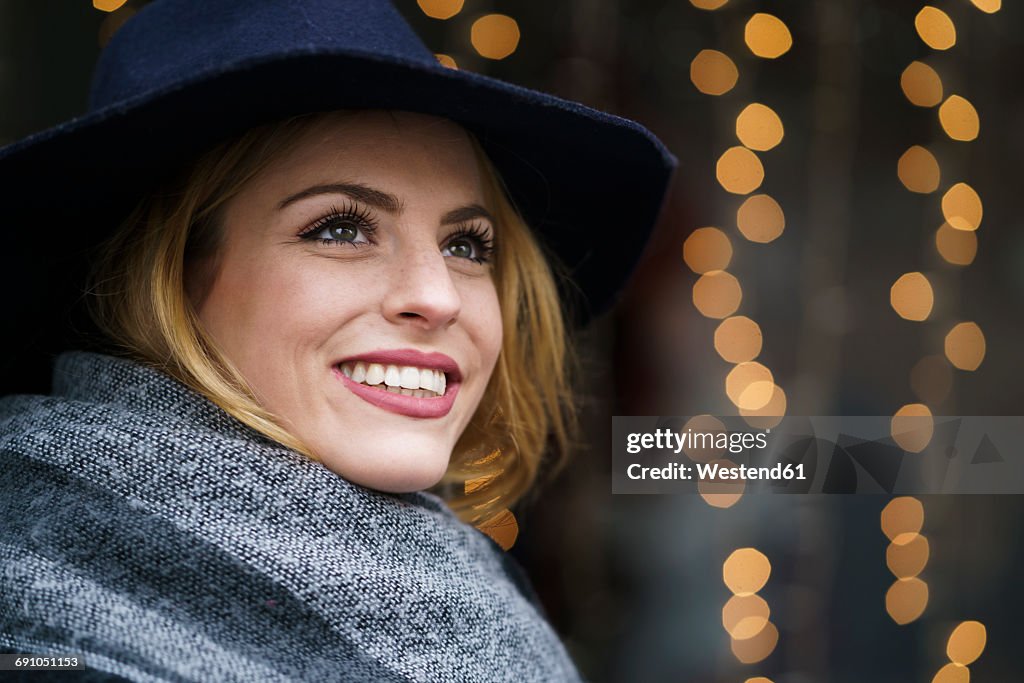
top-left (381, 245), bottom-right (461, 330)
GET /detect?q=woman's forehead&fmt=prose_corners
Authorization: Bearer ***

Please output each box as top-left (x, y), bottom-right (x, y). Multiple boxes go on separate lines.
top-left (254, 110), bottom-right (483, 198)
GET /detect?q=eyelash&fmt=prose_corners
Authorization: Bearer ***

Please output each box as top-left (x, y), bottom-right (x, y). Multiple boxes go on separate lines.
top-left (297, 205), bottom-right (495, 264)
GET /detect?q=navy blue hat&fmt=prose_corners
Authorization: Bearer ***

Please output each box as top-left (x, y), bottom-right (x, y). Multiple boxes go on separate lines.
top-left (0, 0), bottom-right (675, 394)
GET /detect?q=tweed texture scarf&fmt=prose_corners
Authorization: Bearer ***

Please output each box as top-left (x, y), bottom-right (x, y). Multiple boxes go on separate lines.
top-left (0, 351), bottom-right (582, 682)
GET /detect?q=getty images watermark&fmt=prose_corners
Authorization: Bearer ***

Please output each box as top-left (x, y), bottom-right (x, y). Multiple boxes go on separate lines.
top-left (612, 416), bottom-right (1024, 494)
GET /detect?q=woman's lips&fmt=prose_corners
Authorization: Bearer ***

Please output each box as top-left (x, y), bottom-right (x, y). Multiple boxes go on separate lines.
top-left (331, 349), bottom-right (462, 418)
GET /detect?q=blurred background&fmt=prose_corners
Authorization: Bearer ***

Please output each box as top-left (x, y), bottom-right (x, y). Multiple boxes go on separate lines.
top-left (2, 0), bottom-right (1022, 681)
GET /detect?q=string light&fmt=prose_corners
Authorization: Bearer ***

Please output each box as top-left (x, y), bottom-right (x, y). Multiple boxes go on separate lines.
top-left (690, 50), bottom-right (739, 96)
top-left (744, 14), bottom-right (792, 59)
top-left (417, 0), bottom-right (464, 20)
top-left (891, 403), bottom-right (934, 453)
top-left (434, 54), bottom-right (458, 69)
top-left (897, 145), bottom-right (941, 193)
top-left (689, 0), bottom-right (729, 9)
top-left (714, 316), bottom-right (763, 363)
top-left (737, 194), bottom-right (785, 243)
top-left (935, 223), bottom-right (977, 265)
top-left (470, 14), bottom-right (520, 60)
top-left (901, 61), bottom-right (944, 107)
top-left (938, 95), bottom-right (980, 141)
top-left (890, 272), bottom-right (934, 321)
top-left (735, 103), bottom-right (784, 151)
top-left (914, 6), bottom-right (957, 50)
top-left (725, 362), bottom-right (774, 408)
top-left (93, 0), bottom-right (128, 11)
top-left (683, 227), bottom-right (733, 273)
top-left (944, 322), bottom-right (986, 371)
top-left (716, 146), bottom-right (764, 194)
top-left (693, 271), bottom-right (743, 318)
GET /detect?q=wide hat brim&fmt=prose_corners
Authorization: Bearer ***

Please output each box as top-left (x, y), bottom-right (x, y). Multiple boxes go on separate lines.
top-left (0, 47), bottom-right (675, 394)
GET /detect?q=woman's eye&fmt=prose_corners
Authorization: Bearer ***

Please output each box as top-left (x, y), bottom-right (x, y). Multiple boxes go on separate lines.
top-left (444, 238), bottom-right (477, 260)
top-left (442, 229), bottom-right (493, 264)
top-left (301, 212), bottom-right (375, 246)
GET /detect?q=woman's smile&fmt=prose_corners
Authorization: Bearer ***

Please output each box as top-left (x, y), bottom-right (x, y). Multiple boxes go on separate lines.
top-left (332, 347), bottom-right (462, 418)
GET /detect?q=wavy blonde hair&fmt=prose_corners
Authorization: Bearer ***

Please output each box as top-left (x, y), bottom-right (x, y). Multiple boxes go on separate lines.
top-left (87, 112), bottom-right (576, 525)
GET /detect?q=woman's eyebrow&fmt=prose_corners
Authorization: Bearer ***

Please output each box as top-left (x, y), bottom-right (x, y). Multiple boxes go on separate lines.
top-left (441, 204), bottom-right (493, 226)
top-left (277, 182), bottom-right (403, 213)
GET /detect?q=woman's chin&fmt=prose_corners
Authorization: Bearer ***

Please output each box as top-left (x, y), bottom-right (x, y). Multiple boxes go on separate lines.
top-left (313, 442), bottom-right (452, 494)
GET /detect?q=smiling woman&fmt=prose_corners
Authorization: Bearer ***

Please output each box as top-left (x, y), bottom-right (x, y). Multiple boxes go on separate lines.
top-left (0, 0), bottom-right (673, 680)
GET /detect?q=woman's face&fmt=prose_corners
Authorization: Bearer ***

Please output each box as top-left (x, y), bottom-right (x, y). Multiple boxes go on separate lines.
top-left (192, 112), bottom-right (503, 492)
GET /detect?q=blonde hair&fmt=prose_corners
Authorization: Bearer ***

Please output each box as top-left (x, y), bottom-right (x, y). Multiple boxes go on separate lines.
top-left (87, 112), bottom-right (576, 525)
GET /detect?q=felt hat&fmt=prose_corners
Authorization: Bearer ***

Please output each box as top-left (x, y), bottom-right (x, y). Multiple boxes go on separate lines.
top-left (0, 0), bottom-right (675, 394)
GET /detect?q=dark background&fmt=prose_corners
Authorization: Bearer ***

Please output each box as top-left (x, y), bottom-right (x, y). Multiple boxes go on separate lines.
top-left (2, 1), bottom-right (1022, 681)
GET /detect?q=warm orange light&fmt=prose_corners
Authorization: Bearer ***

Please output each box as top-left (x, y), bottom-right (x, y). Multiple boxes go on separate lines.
top-left (901, 61), bottom-right (944, 108)
top-left (969, 0), bottom-right (1001, 13)
top-left (699, 458), bottom-right (745, 508)
top-left (915, 7), bottom-right (956, 50)
top-left (932, 663), bottom-right (970, 683)
top-left (690, 0), bottom-right (729, 9)
top-left (722, 594), bottom-right (770, 640)
top-left (935, 223), bottom-right (977, 265)
top-left (681, 415), bottom-right (727, 463)
top-left (726, 362), bottom-right (773, 409)
top-left (947, 620), bottom-right (987, 665)
top-left (717, 147), bottom-right (764, 195)
top-left (693, 271), bottom-right (743, 319)
top-left (723, 547), bottom-right (771, 595)
top-left (471, 14), bottom-right (520, 60)
top-left (942, 183), bottom-right (983, 231)
top-left (735, 103), bottom-right (784, 151)
top-left (939, 95), bottom-right (980, 142)
top-left (886, 533), bottom-right (930, 578)
top-left (739, 383), bottom-right (786, 429)
top-left (737, 194), bottom-right (785, 243)
top-left (683, 227), bottom-right (733, 274)
top-left (897, 146), bottom-right (940, 194)
top-left (417, 0), bottom-right (464, 20)
top-left (690, 50), bottom-right (739, 96)
top-left (744, 14), bottom-right (792, 59)
top-left (890, 272), bottom-right (934, 321)
top-left (881, 497), bottom-right (924, 542)
top-left (434, 54), bottom-right (458, 69)
top-left (93, 0), bottom-right (128, 11)
top-left (891, 404), bottom-right (934, 453)
top-left (730, 621), bottom-right (779, 664)
top-left (886, 577), bottom-right (929, 624)
top-left (714, 316), bottom-right (763, 363)
top-left (944, 322), bottom-right (986, 371)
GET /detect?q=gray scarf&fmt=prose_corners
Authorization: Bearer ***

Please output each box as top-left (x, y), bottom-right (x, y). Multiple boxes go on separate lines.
top-left (0, 351), bottom-right (582, 682)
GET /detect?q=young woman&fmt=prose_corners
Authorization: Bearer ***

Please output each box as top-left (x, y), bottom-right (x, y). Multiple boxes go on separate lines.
top-left (0, 1), bottom-right (674, 680)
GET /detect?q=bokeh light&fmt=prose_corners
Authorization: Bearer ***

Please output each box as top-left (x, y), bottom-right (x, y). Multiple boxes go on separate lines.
top-left (93, 0), bottom-right (128, 11)
top-left (745, 679), bottom-right (774, 683)
top-left (939, 95), bottom-right (980, 142)
top-left (897, 146), bottom-right (940, 193)
top-left (932, 663), bottom-right (970, 683)
top-left (947, 620), bottom-right (987, 665)
top-left (683, 227), bottom-right (733, 273)
top-left (726, 362), bottom-right (774, 408)
top-left (744, 14), bottom-right (792, 59)
top-left (434, 54), bottom-right (458, 69)
top-left (737, 194), bottom-right (785, 243)
top-left (891, 403), bottom-right (934, 453)
top-left (881, 497), bottom-right (924, 542)
top-left (911, 355), bottom-right (953, 404)
top-left (723, 547), bottom-right (771, 595)
top-left (417, 0), bottom-right (464, 20)
top-left (731, 621), bottom-right (779, 663)
top-left (699, 458), bottom-right (745, 508)
top-left (693, 270), bottom-right (743, 319)
top-left (735, 103), bottom-right (784, 151)
top-left (471, 14), bottom-right (520, 60)
top-left (915, 6), bottom-right (957, 50)
top-left (970, 0), bottom-right (1001, 12)
top-left (944, 322), bottom-right (986, 371)
top-left (478, 508), bottom-right (518, 550)
top-left (886, 577), bottom-right (929, 624)
top-left (890, 272), bottom-right (934, 321)
top-left (717, 146), bottom-right (764, 194)
top-left (901, 61), bottom-right (944, 107)
top-left (690, 50), bottom-right (739, 96)
top-left (714, 316), bottom-right (763, 363)
top-left (740, 383), bottom-right (786, 429)
top-left (935, 222), bottom-right (978, 265)
top-left (942, 183), bottom-right (983, 231)
top-left (690, 0), bottom-right (729, 9)
top-left (722, 593), bottom-right (770, 640)
top-left (886, 533), bottom-right (930, 578)
top-left (681, 415), bottom-right (727, 463)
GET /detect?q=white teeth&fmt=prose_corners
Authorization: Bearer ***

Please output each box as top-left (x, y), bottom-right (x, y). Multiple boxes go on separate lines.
top-left (339, 361), bottom-right (449, 397)
top-left (351, 362), bottom-right (366, 383)
top-left (400, 367), bottom-right (420, 390)
top-left (365, 364), bottom-right (385, 385)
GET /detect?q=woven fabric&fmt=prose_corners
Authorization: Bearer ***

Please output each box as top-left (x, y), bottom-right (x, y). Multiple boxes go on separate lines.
top-left (0, 351), bottom-right (582, 682)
